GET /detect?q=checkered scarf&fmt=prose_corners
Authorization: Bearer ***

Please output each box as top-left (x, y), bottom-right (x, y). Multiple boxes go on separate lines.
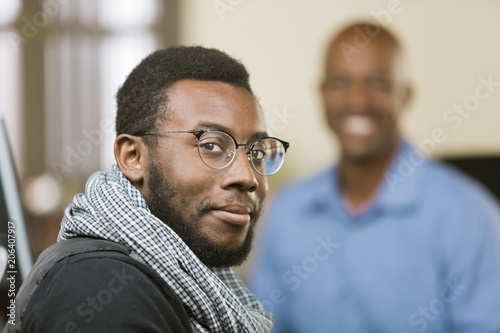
top-left (58, 165), bottom-right (273, 333)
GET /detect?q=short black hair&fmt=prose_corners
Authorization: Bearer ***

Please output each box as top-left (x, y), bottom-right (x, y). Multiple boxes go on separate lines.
top-left (115, 46), bottom-right (253, 137)
top-left (329, 21), bottom-right (403, 56)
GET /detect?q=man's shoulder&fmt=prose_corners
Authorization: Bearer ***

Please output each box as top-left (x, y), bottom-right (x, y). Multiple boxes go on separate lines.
top-left (20, 246), bottom-right (193, 333)
top-left (424, 159), bottom-right (498, 206)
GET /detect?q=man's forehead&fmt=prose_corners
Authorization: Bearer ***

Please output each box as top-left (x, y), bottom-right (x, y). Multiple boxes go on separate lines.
top-left (325, 36), bottom-right (403, 77)
top-left (330, 24), bottom-right (401, 50)
top-left (194, 120), bottom-right (269, 141)
top-left (166, 79), bottom-right (255, 105)
top-left (330, 37), bottom-right (398, 60)
top-left (163, 79), bottom-right (266, 137)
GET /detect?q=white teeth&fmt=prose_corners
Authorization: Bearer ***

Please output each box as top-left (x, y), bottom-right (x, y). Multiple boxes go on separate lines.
top-left (343, 116), bottom-right (375, 136)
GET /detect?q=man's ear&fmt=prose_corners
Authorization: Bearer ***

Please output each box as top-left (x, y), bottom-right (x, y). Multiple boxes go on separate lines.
top-left (114, 134), bottom-right (147, 185)
top-left (401, 84), bottom-right (414, 109)
top-left (319, 79), bottom-right (327, 96)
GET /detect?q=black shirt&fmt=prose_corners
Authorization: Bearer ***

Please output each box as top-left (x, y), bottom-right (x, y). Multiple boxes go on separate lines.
top-left (21, 251), bottom-right (193, 333)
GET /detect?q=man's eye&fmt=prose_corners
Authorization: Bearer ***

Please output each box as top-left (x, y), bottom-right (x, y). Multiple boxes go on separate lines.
top-left (325, 76), bottom-right (348, 88)
top-left (200, 142), bottom-right (224, 153)
top-left (251, 149), bottom-right (266, 160)
top-left (368, 77), bottom-right (390, 90)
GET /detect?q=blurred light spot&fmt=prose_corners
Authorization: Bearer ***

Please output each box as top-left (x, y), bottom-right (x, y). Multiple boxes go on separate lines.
top-left (0, 0), bottom-right (21, 26)
top-left (23, 174), bottom-right (62, 215)
top-left (98, 0), bottom-right (160, 31)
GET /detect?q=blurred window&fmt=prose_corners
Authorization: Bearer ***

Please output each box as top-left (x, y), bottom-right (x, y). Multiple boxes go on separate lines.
top-left (42, 0), bottom-right (172, 179)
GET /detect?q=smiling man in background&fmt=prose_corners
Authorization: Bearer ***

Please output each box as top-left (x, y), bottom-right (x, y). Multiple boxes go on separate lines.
top-left (5, 46), bottom-right (289, 333)
top-left (249, 22), bottom-right (500, 332)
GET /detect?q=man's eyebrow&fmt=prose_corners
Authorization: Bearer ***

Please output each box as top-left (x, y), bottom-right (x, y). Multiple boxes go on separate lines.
top-left (367, 69), bottom-right (390, 77)
top-left (194, 121), bottom-right (269, 142)
top-left (326, 67), bottom-right (344, 72)
top-left (248, 131), bottom-right (269, 143)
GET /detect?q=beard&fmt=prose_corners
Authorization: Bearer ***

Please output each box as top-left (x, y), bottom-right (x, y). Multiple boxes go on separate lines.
top-left (146, 162), bottom-right (259, 268)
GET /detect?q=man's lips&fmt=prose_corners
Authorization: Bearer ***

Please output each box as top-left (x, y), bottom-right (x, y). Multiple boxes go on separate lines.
top-left (209, 205), bottom-right (252, 226)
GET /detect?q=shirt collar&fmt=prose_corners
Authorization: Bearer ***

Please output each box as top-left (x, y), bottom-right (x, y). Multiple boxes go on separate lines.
top-left (308, 140), bottom-right (428, 219)
top-left (377, 140), bottom-right (428, 213)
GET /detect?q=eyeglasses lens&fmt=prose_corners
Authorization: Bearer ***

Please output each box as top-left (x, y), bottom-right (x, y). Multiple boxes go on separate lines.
top-left (197, 131), bottom-right (285, 175)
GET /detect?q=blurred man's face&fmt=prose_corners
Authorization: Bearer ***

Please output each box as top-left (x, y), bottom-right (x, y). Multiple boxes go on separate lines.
top-left (321, 30), bottom-right (410, 163)
top-left (142, 79), bottom-right (268, 267)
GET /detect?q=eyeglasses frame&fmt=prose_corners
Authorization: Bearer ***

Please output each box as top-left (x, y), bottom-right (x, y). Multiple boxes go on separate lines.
top-left (134, 128), bottom-right (289, 176)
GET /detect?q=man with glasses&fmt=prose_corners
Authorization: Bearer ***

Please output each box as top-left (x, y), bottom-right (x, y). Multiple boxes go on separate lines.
top-left (6, 46), bottom-right (286, 333)
top-left (249, 22), bottom-right (500, 332)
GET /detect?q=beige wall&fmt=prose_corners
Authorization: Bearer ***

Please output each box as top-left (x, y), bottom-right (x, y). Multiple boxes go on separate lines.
top-left (179, 0), bottom-right (500, 185)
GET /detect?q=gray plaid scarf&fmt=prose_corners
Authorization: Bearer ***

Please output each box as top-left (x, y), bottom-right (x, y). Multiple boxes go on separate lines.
top-left (58, 165), bottom-right (273, 332)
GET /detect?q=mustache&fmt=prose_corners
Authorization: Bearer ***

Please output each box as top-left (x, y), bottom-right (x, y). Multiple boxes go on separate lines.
top-left (336, 108), bottom-right (379, 117)
top-left (199, 195), bottom-right (259, 218)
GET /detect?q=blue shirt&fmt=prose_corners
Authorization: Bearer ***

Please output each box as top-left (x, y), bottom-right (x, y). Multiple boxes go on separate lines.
top-left (248, 141), bottom-right (500, 333)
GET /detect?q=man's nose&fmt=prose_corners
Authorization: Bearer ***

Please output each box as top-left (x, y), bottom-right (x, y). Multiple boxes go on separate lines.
top-left (346, 81), bottom-right (369, 110)
top-left (220, 148), bottom-right (258, 192)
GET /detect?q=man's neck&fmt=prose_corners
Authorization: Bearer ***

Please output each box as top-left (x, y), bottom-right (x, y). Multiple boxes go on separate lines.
top-left (338, 140), bottom-right (400, 209)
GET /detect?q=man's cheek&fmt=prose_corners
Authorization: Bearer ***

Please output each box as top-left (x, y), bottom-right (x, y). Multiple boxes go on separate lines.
top-left (258, 180), bottom-right (269, 201)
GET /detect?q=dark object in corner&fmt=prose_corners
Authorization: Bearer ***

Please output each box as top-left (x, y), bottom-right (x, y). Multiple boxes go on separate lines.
top-left (442, 155), bottom-right (500, 202)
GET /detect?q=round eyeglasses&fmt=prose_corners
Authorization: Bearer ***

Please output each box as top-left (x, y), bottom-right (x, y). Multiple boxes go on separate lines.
top-left (137, 129), bottom-right (289, 176)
